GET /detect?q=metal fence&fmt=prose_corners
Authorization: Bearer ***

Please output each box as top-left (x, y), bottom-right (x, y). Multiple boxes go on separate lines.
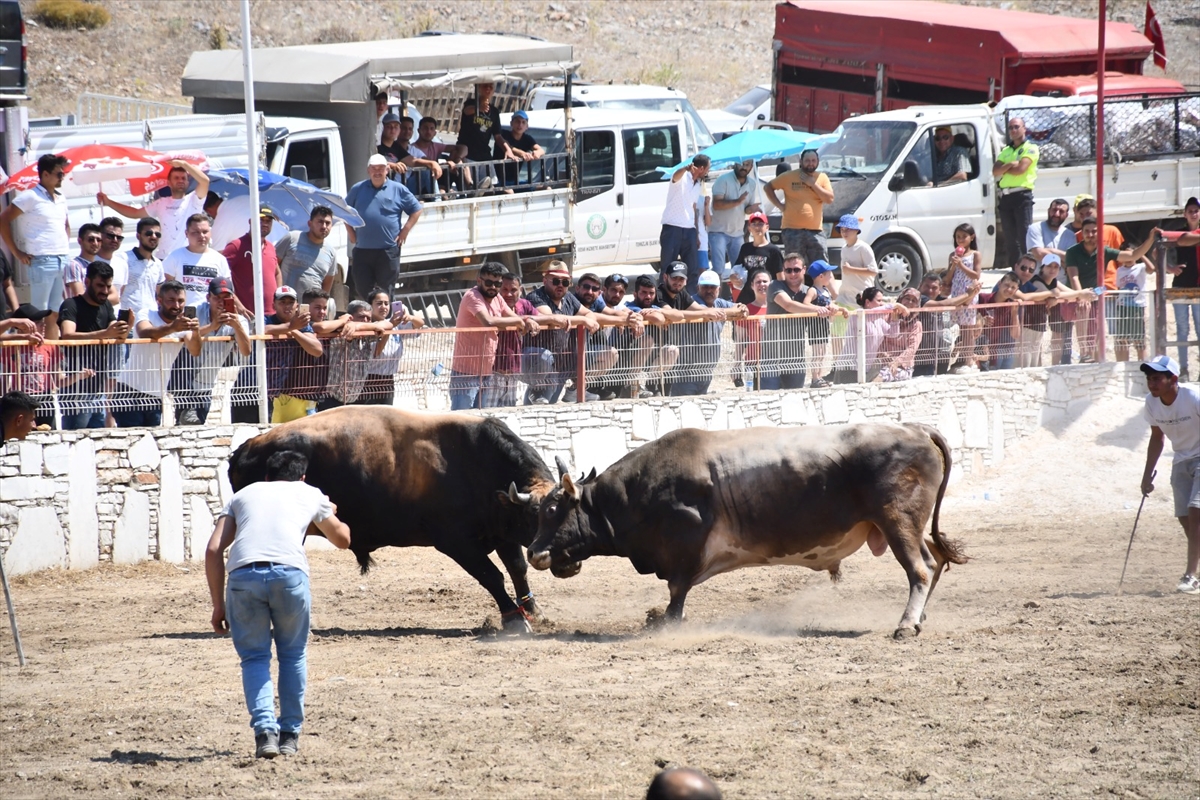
top-left (1006, 93), bottom-right (1200, 166)
top-left (75, 93), bottom-right (193, 125)
top-left (4, 291), bottom-right (1175, 429)
top-left (397, 151), bottom-right (568, 202)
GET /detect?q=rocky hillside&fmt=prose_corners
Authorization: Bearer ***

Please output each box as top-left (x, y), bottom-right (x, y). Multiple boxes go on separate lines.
top-left (19, 0), bottom-right (1200, 119)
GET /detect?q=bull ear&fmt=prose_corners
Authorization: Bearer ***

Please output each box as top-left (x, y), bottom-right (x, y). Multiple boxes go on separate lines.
top-left (501, 481), bottom-right (532, 506)
top-left (561, 472), bottom-right (582, 501)
top-left (555, 455), bottom-right (570, 479)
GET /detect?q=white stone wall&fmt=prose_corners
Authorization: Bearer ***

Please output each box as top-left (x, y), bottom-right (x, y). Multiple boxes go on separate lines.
top-left (0, 363), bottom-right (1144, 576)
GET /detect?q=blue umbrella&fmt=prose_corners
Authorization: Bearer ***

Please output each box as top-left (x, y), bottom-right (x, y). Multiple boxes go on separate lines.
top-left (206, 168), bottom-right (364, 228)
top-left (659, 127), bottom-right (841, 176)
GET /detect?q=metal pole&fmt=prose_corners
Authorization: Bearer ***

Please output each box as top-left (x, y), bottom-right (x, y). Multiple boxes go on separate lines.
top-left (1095, 0), bottom-right (1107, 363)
top-left (856, 309), bottom-right (866, 383)
top-left (240, 0), bottom-right (268, 424)
top-left (1154, 243), bottom-right (1169, 356)
top-left (0, 552), bottom-right (26, 667)
top-left (575, 324), bottom-right (585, 402)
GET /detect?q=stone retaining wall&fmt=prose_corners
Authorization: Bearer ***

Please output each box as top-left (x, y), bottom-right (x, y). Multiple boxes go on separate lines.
top-left (0, 362), bottom-right (1145, 576)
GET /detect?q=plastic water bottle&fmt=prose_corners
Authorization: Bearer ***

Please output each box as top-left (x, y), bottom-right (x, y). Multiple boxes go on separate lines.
top-left (432, 362), bottom-right (444, 377)
top-left (743, 368), bottom-right (754, 392)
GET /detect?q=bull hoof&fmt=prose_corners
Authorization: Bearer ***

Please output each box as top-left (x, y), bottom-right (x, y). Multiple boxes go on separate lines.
top-left (519, 596), bottom-right (544, 622)
top-left (892, 626), bottom-right (919, 640)
top-left (501, 610), bottom-right (533, 635)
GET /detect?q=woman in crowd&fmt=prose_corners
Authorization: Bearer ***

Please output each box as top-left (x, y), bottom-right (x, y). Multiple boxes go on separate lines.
top-left (946, 223), bottom-right (982, 372)
top-left (357, 289), bottom-right (423, 406)
top-left (978, 271), bottom-right (1022, 370)
top-left (800, 260), bottom-right (841, 388)
top-left (733, 268), bottom-right (770, 389)
top-left (829, 287), bottom-right (908, 384)
top-left (1019, 254), bottom-right (1094, 367)
top-left (877, 289), bottom-right (923, 382)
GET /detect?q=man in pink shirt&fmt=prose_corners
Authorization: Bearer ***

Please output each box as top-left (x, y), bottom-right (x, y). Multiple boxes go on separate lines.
top-left (449, 263), bottom-right (538, 410)
top-left (222, 208), bottom-right (281, 315)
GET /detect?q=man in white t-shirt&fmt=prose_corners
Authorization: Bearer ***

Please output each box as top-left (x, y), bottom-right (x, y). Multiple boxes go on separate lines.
top-left (1139, 355), bottom-right (1200, 595)
top-left (95, 216), bottom-right (129, 306)
top-left (0, 154), bottom-right (72, 326)
top-left (97, 159), bottom-right (210, 255)
top-left (660, 154), bottom-right (710, 289)
top-left (192, 277), bottom-right (252, 423)
top-left (112, 279), bottom-right (200, 427)
top-left (121, 218), bottom-right (165, 319)
top-left (161, 213), bottom-right (232, 307)
top-left (205, 449), bottom-right (351, 759)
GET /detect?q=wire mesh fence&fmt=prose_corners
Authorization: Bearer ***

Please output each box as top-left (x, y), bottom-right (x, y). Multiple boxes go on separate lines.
top-left (0, 291), bottom-right (1176, 429)
top-left (1005, 93), bottom-right (1200, 166)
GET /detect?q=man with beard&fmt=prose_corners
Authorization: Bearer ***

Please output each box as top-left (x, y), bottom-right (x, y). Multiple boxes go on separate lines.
top-left (1026, 198), bottom-right (1074, 263)
top-left (766, 149), bottom-right (834, 266)
top-left (708, 158), bottom-right (762, 276)
top-left (56, 261), bottom-right (129, 428)
top-left (121, 218), bottom-right (165, 320)
top-left (522, 263), bottom-right (599, 404)
top-left (98, 159), bottom-right (210, 255)
top-left (65, 223), bottom-right (103, 298)
top-left (449, 262), bottom-right (539, 410)
top-left (111, 280), bottom-right (198, 427)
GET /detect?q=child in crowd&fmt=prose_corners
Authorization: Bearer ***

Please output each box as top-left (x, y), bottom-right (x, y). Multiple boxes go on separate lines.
top-left (802, 260), bottom-right (841, 388)
top-left (978, 271), bottom-right (1023, 370)
top-left (1113, 256), bottom-right (1155, 362)
top-left (947, 223), bottom-right (982, 372)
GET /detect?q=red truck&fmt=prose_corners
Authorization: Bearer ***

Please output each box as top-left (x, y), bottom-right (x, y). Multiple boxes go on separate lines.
top-left (773, 0), bottom-right (1172, 133)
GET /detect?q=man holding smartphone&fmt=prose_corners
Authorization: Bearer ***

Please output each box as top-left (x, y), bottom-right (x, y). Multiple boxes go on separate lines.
top-left (112, 280), bottom-right (200, 427)
top-left (193, 278), bottom-right (252, 423)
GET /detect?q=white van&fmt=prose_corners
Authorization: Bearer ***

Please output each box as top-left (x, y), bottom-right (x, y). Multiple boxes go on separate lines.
top-left (526, 83), bottom-right (715, 156)
top-left (522, 108), bottom-right (693, 268)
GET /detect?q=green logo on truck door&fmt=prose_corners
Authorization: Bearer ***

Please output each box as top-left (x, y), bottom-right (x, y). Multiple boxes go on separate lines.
top-left (586, 214), bottom-right (607, 239)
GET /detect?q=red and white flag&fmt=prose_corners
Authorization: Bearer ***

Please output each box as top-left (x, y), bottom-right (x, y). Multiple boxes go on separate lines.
top-left (1144, 1), bottom-right (1168, 70)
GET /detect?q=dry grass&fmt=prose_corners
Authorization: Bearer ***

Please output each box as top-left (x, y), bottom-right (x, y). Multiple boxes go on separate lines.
top-left (31, 0), bottom-right (110, 30)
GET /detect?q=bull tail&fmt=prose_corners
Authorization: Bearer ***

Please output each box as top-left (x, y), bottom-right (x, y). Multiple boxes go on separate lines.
top-left (355, 550), bottom-right (375, 575)
top-left (920, 424), bottom-right (967, 566)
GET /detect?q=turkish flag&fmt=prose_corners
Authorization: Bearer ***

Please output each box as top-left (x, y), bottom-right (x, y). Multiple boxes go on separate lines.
top-left (1144, 1), bottom-right (1168, 70)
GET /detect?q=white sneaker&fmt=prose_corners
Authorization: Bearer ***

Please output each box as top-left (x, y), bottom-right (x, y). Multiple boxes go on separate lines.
top-left (953, 364), bottom-right (979, 375)
top-left (1176, 574), bottom-right (1200, 595)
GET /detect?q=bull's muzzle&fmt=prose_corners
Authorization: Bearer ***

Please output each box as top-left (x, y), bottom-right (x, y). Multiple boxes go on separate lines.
top-left (528, 550), bottom-right (552, 570)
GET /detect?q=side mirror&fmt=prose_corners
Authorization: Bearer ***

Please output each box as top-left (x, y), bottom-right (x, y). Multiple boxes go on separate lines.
top-left (888, 173), bottom-right (905, 192)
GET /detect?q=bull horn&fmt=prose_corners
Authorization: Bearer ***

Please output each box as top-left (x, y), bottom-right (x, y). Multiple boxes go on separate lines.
top-left (584, 467), bottom-right (597, 483)
top-left (555, 456), bottom-right (570, 479)
top-left (507, 482), bottom-right (532, 505)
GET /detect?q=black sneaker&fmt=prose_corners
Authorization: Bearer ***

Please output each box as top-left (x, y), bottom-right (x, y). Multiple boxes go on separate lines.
top-left (278, 730), bottom-right (299, 756)
top-left (255, 731), bottom-right (279, 759)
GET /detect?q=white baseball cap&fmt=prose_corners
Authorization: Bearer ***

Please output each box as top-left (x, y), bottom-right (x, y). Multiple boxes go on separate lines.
top-left (1141, 355), bottom-right (1180, 376)
top-left (367, 153), bottom-right (389, 167)
top-left (698, 270), bottom-right (721, 287)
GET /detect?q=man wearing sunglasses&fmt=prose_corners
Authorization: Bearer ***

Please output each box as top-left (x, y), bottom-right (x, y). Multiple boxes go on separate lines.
top-left (65, 223), bottom-right (103, 298)
top-left (931, 126), bottom-right (969, 186)
top-left (95, 217), bottom-right (130, 307)
top-left (523, 262), bottom-right (599, 404)
top-left (121, 218), bottom-right (165, 321)
top-left (993, 116), bottom-right (1039, 268)
top-left (450, 262), bottom-right (538, 411)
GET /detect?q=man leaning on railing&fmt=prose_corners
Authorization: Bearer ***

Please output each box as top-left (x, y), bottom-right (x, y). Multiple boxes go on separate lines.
top-left (112, 279), bottom-right (199, 428)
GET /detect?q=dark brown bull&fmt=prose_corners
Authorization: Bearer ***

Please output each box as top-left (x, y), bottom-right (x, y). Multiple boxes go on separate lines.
top-left (523, 423), bottom-right (966, 638)
top-left (227, 406), bottom-right (556, 631)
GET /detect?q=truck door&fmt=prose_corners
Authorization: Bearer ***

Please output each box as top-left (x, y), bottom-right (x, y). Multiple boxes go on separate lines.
top-left (619, 123), bottom-right (684, 264)
top-left (890, 123), bottom-right (989, 274)
top-left (571, 128), bottom-right (623, 268)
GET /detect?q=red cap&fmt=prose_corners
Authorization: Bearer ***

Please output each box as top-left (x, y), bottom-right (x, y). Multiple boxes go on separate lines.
top-left (748, 211), bottom-right (768, 224)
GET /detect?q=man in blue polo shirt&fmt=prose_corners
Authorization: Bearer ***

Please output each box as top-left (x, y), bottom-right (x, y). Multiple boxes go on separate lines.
top-left (345, 154), bottom-right (423, 301)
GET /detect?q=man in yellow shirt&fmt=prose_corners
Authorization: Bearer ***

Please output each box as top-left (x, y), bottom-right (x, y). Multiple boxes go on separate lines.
top-left (992, 117), bottom-right (1039, 268)
top-left (766, 148), bottom-right (834, 266)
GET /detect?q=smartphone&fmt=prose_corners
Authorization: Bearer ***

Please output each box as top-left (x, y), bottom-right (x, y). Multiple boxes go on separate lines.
top-left (222, 296), bottom-right (236, 315)
top-left (183, 306), bottom-right (197, 319)
top-left (390, 300), bottom-right (405, 316)
top-left (120, 308), bottom-right (135, 326)
top-left (298, 303), bottom-right (310, 315)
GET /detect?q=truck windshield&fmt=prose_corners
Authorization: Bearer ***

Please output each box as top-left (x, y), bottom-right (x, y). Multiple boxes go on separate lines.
top-left (819, 120), bottom-right (917, 175)
top-left (528, 128), bottom-right (566, 155)
top-left (592, 99), bottom-right (715, 149)
top-left (724, 85), bottom-right (770, 117)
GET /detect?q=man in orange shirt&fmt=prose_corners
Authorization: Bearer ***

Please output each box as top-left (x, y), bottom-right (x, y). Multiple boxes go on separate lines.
top-left (766, 148), bottom-right (834, 267)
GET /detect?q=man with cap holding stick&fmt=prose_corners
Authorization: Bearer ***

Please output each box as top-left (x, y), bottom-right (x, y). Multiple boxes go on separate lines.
top-left (344, 155), bottom-right (423, 302)
top-left (1139, 355), bottom-right (1200, 594)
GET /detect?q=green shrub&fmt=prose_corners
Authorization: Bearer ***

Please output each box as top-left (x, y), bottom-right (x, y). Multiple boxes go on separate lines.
top-left (33, 0), bottom-right (111, 30)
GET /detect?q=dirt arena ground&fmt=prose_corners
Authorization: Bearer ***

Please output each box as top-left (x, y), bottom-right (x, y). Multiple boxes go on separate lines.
top-left (1, 392), bottom-right (1197, 799)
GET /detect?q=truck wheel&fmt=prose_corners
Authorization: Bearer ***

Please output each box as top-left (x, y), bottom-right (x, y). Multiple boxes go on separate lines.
top-left (874, 239), bottom-right (924, 294)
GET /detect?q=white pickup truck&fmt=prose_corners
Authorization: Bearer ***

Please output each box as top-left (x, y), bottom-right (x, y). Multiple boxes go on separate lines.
top-left (811, 95), bottom-right (1200, 292)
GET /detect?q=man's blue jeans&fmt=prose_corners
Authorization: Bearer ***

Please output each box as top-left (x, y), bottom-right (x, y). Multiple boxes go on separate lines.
top-left (1174, 302), bottom-right (1200, 372)
top-left (659, 223), bottom-right (698, 276)
top-left (226, 564), bottom-right (311, 736)
top-left (707, 231), bottom-right (741, 275)
top-left (521, 347), bottom-right (566, 404)
top-left (449, 370), bottom-right (485, 410)
top-left (28, 254), bottom-right (67, 312)
top-left (60, 394), bottom-right (105, 430)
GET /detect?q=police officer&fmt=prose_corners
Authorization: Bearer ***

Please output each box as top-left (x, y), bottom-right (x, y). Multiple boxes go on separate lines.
top-left (992, 116), bottom-right (1039, 268)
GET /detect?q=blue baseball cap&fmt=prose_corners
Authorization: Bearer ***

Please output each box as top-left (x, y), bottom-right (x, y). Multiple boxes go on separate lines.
top-left (837, 214), bottom-right (861, 232)
top-left (806, 259), bottom-right (836, 278)
top-left (512, 109), bottom-right (529, 121)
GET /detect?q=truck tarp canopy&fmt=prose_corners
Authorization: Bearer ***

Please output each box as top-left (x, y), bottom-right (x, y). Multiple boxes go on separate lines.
top-left (776, 0), bottom-right (1152, 87)
top-left (182, 34), bottom-right (576, 103)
